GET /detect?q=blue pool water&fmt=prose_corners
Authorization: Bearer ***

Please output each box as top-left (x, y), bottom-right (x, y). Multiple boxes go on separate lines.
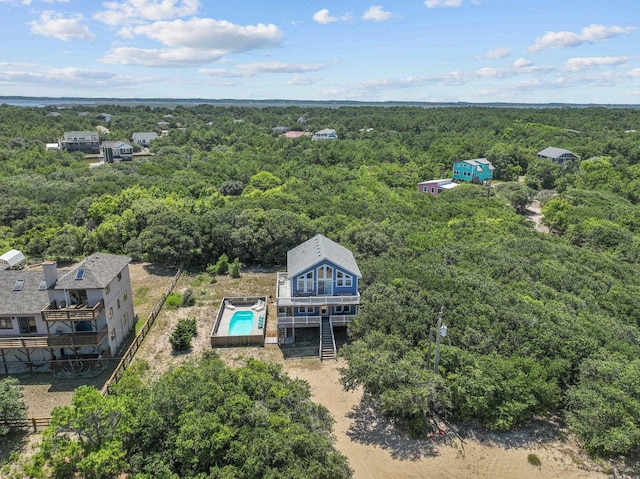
top-left (229, 311), bottom-right (254, 335)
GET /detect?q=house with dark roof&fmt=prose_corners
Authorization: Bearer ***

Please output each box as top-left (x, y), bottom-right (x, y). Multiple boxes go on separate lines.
top-left (0, 253), bottom-right (134, 374)
top-left (59, 131), bottom-right (100, 154)
top-left (537, 147), bottom-right (579, 164)
top-left (452, 158), bottom-right (494, 183)
top-left (275, 235), bottom-right (361, 359)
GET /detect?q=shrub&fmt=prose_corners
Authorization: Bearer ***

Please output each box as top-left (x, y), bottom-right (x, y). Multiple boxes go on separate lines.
top-left (229, 258), bottom-right (242, 278)
top-left (181, 289), bottom-right (196, 307)
top-left (165, 292), bottom-right (181, 310)
top-left (169, 318), bottom-right (197, 351)
top-left (214, 254), bottom-right (229, 275)
top-left (527, 454), bottom-right (541, 466)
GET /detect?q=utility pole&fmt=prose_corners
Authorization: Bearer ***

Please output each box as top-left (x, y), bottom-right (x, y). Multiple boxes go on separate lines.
top-left (434, 305), bottom-right (445, 374)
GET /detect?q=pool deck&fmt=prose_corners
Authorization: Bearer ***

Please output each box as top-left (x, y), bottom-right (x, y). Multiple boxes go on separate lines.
top-left (217, 306), bottom-right (265, 337)
top-left (211, 296), bottom-right (267, 347)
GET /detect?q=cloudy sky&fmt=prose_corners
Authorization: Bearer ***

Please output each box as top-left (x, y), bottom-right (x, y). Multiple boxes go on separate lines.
top-left (0, 0), bottom-right (638, 103)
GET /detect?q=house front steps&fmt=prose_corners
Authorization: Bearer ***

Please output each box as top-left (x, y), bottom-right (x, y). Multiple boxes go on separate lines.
top-left (320, 317), bottom-right (336, 361)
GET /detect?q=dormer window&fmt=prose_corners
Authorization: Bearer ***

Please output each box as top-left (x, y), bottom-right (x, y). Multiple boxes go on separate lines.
top-left (75, 268), bottom-right (85, 280)
top-left (13, 279), bottom-right (25, 291)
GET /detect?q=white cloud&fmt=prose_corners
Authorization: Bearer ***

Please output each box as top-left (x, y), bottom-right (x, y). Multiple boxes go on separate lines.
top-left (513, 57), bottom-right (532, 68)
top-left (362, 5), bottom-right (393, 21)
top-left (424, 0), bottom-right (462, 7)
top-left (94, 0), bottom-right (200, 26)
top-left (102, 18), bottom-right (283, 67)
top-left (529, 24), bottom-right (635, 52)
top-left (313, 9), bottom-right (351, 24)
top-left (101, 47), bottom-right (225, 67)
top-left (483, 47), bottom-right (510, 59)
top-left (563, 56), bottom-right (628, 72)
top-left (200, 62), bottom-right (326, 78)
top-left (127, 18), bottom-right (282, 51)
top-left (288, 75), bottom-right (318, 86)
top-left (0, 67), bottom-right (115, 86)
top-left (29, 10), bottom-right (95, 41)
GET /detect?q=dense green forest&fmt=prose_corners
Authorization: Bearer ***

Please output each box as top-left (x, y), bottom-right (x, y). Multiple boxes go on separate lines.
top-left (2, 103), bottom-right (640, 468)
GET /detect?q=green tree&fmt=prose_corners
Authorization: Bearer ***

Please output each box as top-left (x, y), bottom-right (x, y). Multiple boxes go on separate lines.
top-left (40, 386), bottom-right (130, 479)
top-left (0, 377), bottom-right (27, 437)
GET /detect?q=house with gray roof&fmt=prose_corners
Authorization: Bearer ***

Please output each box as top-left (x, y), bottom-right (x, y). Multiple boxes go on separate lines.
top-left (276, 234), bottom-right (361, 359)
top-left (312, 128), bottom-right (338, 141)
top-left (100, 141), bottom-right (133, 162)
top-left (537, 147), bottom-right (579, 164)
top-left (131, 131), bottom-right (158, 147)
top-left (0, 253), bottom-right (134, 374)
top-left (59, 131), bottom-right (100, 154)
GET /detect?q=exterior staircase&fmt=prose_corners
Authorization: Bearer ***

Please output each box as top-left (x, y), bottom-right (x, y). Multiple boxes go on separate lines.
top-left (320, 317), bottom-right (336, 360)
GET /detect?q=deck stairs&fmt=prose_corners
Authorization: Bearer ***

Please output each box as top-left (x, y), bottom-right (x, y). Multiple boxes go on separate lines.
top-left (320, 317), bottom-right (336, 361)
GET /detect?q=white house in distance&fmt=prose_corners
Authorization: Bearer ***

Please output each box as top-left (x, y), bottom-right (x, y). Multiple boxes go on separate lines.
top-left (0, 252), bottom-right (134, 374)
top-left (312, 128), bottom-right (338, 141)
top-left (132, 132), bottom-right (158, 147)
top-left (417, 178), bottom-right (459, 197)
top-left (276, 234), bottom-right (361, 360)
top-left (100, 141), bottom-right (133, 162)
top-left (537, 147), bottom-right (579, 164)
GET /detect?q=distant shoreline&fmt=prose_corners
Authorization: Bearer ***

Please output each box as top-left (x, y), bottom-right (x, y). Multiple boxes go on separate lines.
top-left (2, 96), bottom-right (639, 109)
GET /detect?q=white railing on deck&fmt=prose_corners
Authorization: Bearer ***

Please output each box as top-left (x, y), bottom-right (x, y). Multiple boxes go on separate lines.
top-left (276, 315), bottom-right (321, 327)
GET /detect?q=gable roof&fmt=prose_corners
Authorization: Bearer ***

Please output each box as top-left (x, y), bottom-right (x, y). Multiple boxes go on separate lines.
top-left (287, 234), bottom-right (361, 278)
top-left (101, 141), bottom-right (132, 149)
top-left (55, 253), bottom-right (131, 290)
top-left (455, 158), bottom-right (495, 170)
top-left (0, 270), bottom-right (50, 315)
top-left (132, 132), bottom-right (158, 141)
top-left (538, 147), bottom-right (576, 159)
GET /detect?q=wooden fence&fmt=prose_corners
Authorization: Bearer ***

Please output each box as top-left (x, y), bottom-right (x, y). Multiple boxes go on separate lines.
top-left (1, 270), bottom-right (181, 434)
top-left (100, 269), bottom-right (181, 396)
top-left (0, 417), bottom-right (51, 433)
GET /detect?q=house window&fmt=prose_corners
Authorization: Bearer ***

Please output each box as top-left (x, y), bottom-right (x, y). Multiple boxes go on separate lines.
top-left (18, 317), bottom-right (37, 334)
top-left (454, 170), bottom-right (459, 175)
top-left (117, 272), bottom-right (122, 281)
top-left (430, 187), bottom-right (436, 193)
top-left (105, 284), bottom-right (111, 295)
top-left (334, 305), bottom-right (352, 314)
top-left (317, 265), bottom-right (333, 295)
top-left (0, 318), bottom-right (12, 329)
top-left (123, 291), bottom-right (128, 302)
top-left (297, 306), bottom-right (315, 314)
top-left (297, 271), bottom-right (313, 293)
top-left (109, 307), bottom-right (113, 319)
top-left (336, 271), bottom-right (352, 287)
top-left (422, 186), bottom-right (428, 192)
top-left (117, 299), bottom-right (121, 309)
top-left (111, 328), bottom-right (116, 340)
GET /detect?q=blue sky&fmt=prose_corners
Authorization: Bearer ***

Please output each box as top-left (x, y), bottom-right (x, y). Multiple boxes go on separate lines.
top-left (0, 0), bottom-right (638, 103)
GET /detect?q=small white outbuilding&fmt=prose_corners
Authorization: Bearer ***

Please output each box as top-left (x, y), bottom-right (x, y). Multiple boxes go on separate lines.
top-left (0, 249), bottom-right (26, 270)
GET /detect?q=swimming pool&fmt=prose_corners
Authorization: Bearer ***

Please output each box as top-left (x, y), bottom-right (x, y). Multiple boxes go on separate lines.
top-left (229, 311), bottom-right (254, 336)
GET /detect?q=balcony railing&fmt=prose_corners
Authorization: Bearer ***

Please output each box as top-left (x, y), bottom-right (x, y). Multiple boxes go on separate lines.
top-left (277, 315), bottom-right (321, 327)
top-left (276, 294), bottom-right (360, 307)
top-left (0, 335), bottom-right (49, 350)
top-left (41, 300), bottom-right (104, 322)
top-left (47, 325), bottom-right (108, 347)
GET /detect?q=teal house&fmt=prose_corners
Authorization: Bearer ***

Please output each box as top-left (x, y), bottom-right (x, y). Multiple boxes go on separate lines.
top-left (452, 158), bottom-right (494, 183)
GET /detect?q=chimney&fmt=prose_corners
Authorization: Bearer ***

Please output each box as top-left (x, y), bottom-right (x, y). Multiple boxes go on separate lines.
top-left (42, 261), bottom-right (58, 288)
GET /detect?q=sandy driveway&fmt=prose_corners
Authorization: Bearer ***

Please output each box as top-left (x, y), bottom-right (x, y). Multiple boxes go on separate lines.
top-left (215, 347), bottom-right (607, 479)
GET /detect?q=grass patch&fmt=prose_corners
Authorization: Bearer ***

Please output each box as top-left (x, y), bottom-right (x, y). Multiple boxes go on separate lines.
top-left (527, 453), bottom-right (541, 467)
top-left (133, 286), bottom-right (150, 307)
